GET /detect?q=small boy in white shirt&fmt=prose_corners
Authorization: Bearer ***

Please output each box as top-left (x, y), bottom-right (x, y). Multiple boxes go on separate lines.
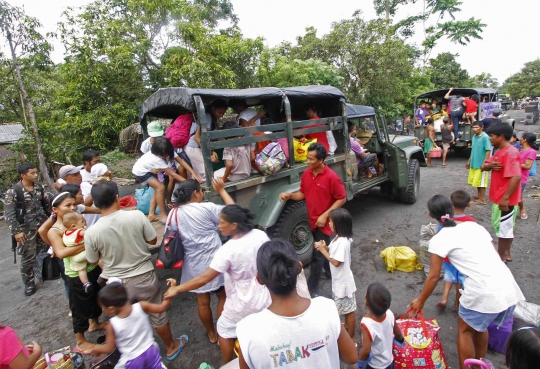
top-left (358, 283), bottom-right (405, 369)
top-left (315, 208), bottom-right (357, 339)
top-left (213, 121), bottom-right (254, 182)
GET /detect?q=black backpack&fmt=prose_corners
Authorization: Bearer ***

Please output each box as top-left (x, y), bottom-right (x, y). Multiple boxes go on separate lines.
top-left (10, 183), bottom-right (48, 264)
top-left (34, 251), bottom-right (61, 282)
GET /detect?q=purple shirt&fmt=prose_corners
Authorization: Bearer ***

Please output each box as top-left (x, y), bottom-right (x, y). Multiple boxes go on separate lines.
top-left (415, 108), bottom-right (429, 124)
top-left (350, 137), bottom-right (364, 165)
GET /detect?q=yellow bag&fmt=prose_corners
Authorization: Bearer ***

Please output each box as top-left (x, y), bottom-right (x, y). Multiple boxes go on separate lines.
top-left (380, 246), bottom-right (423, 273)
top-left (293, 138), bottom-right (317, 163)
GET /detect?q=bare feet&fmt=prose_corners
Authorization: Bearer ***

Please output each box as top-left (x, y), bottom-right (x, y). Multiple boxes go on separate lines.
top-left (435, 301), bottom-right (447, 313)
top-left (471, 195), bottom-right (479, 200)
top-left (471, 200), bottom-right (486, 205)
top-left (208, 329), bottom-right (218, 344)
top-left (75, 340), bottom-right (95, 353)
top-left (148, 214), bottom-right (159, 222)
top-left (158, 216), bottom-right (168, 224)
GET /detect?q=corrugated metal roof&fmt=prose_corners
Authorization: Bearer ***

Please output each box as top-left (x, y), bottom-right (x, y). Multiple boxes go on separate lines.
top-left (0, 145), bottom-right (24, 161)
top-left (0, 123), bottom-right (25, 144)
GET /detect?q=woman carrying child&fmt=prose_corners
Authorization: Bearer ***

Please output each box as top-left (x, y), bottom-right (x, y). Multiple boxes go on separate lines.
top-left (165, 178), bottom-right (232, 344)
top-left (410, 195), bottom-right (524, 369)
top-left (518, 132), bottom-right (538, 220)
top-left (46, 192), bottom-right (103, 354)
top-left (314, 208), bottom-right (357, 339)
top-left (236, 239), bottom-right (358, 369)
top-left (132, 137), bottom-right (192, 224)
top-left (164, 205), bottom-right (271, 366)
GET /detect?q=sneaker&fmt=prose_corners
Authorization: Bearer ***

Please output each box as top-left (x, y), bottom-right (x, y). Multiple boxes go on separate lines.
top-left (24, 282), bottom-right (36, 296)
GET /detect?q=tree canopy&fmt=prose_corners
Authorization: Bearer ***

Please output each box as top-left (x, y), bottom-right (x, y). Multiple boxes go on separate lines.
top-left (501, 59), bottom-right (540, 99)
top-left (0, 0), bottom-right (510, 170)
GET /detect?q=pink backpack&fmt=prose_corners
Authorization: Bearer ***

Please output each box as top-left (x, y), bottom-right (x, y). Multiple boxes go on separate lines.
top-left (165, 114), bottom-right (194, 149)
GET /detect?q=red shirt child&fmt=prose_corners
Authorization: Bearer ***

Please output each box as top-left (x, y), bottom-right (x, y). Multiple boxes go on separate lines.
top-left (465, 98), bottom-right (478, 114)
top-left (487, 145), bottom-right (522, 206)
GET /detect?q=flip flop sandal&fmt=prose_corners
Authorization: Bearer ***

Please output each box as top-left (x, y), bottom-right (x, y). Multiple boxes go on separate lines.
top-left (157, 219), bottom-right (167, 226)
top-left (148, 215), bottom-right (159, 222)
top-left (520, 214), bottom-right (528, 220)
top-left (167, 335), bottom-right (189, 361)
top-left (471, 200), bottom-right (486, 205)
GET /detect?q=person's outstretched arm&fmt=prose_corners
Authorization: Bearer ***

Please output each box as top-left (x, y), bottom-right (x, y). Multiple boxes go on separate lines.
top-left (409, 254), bottom-right (443, 312)
top-left (92, 323), bottom-right (116, 356)
top-left (140, 279), bottom-right (177, 313)
top-left (164, 268), bottom-right (220, 299)
top-left (337, 325), bottom-right (358, 364)
top-left (279, 191), bottom-right (305, 202)
top-left (212, 178), bottom-right (234, 205)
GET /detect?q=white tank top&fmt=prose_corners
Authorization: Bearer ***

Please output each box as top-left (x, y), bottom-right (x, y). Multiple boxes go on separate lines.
top-left (110, 303), bottom-right (156, 363)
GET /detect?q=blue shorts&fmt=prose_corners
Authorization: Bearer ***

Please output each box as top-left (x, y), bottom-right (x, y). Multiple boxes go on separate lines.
top-left (443, 261), bottom-right (465, 285)
top-left (458, 304), bottom-right (516, 332)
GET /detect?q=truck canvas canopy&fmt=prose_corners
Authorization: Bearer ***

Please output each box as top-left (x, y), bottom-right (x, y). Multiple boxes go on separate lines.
top-left (346, 104), bottom-right (376, 119)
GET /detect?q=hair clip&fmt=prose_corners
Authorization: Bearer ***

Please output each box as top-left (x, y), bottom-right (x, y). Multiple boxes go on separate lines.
top-left (440, 214), bottom-right (451, 222)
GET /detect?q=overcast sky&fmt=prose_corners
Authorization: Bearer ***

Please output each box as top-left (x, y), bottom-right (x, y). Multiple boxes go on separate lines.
top-left (10, 0), bottom-right (540, 84)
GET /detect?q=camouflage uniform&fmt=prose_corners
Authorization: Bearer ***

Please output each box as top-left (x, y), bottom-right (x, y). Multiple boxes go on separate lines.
top-left (3, 181), bottom-right (52, 286)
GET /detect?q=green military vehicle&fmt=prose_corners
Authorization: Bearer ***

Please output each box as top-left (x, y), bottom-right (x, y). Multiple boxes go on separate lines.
top-left (139, 86), bottom-right (425, 264)
top-left (414, 88), bottom-right (515, 150)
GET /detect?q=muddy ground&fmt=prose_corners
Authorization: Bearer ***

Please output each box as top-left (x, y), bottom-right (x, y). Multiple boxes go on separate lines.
top-left (1, 110), bottom-right (538, 369)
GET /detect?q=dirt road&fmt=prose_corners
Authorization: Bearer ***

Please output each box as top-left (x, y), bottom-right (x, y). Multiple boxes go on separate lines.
top-left (1, 109), bottom-right (538, 368)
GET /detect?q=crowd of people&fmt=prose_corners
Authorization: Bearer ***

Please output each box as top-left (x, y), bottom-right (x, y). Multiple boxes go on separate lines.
top-left (1, 111), bottom-right (539, 369)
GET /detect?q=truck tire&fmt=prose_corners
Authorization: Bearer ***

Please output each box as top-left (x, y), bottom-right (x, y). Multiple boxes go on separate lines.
top-left (270, 201), bottom-right (314, 266)
top-left (397, 159), bottom-right (420, 204)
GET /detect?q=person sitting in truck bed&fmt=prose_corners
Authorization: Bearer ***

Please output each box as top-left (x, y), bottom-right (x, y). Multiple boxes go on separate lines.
top-left (213, 121), bottom-right (255, 182)
top-left (347, 121), bottom-right (380, 179)
top-left (304, 105), bottom-right (330, 153)
top-left (230, 99), bottom-right (261, 127)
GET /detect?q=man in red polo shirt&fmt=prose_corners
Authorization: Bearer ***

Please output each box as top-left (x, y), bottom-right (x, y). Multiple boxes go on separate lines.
top-left (279, 142), bottom-right (347, 295)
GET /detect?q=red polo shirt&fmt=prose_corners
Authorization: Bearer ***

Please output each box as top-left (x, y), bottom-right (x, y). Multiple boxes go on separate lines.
top-left (300, 164), bottom-right (346, 235)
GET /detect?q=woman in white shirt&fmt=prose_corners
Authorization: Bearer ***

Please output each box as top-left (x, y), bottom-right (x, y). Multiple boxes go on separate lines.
top-left (236, 239), bottom-right (358, 369)
top-left (166, 178), bottom-right (233, 345)
top-left (410, 195), bottom-right (524, 367)
top-left (164, 204), bottom-right (271, 366)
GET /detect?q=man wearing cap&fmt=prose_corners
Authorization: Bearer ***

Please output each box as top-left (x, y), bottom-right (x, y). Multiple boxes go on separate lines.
top-left (481, 108), bottom-right (502, 132)
top-left (140, 121), bottom-right (165, 154)
top-left (3, 163), bottom-right (52, 295)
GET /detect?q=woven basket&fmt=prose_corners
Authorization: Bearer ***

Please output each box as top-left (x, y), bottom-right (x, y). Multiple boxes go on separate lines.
top-left (33, 358), bottom-right (47, 369)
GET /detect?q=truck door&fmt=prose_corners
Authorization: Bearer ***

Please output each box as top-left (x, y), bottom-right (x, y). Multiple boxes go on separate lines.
top-left (379, 117), bottom-right (408, 189)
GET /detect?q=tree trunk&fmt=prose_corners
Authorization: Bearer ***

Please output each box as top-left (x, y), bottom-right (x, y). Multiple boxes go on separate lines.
top-left (7, 31), bottom-right (55, 192)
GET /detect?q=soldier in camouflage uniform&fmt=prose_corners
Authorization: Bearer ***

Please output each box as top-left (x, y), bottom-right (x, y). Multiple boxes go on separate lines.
top-left (3, 163), bottom-right (52, 296)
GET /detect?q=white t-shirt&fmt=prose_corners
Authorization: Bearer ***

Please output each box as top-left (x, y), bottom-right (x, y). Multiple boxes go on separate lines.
top-left (140, 137), bottom-right (152, 154)
top-left (110, 302), bottom-right (157, 368)
top-left (80, 168), bottom-right (94, 183)
top-left (238, 108), bottom-right (260, 127)
top-left (80, 182), bottom-right (100, 227)
top-left (360, 310), bottom-right (395, 369)
top-left (237, 297), bottom-right (342, 369)
top-left (329, 237), bottom-right (356, 298)
top-left (222, 145), bottom-right (252, 181)
top-left (132, 151), bottom-right (174, 177)
top-left (429, 222), bottom-right (525, 313)
top-left (209, 229), bottom-right (272, 324)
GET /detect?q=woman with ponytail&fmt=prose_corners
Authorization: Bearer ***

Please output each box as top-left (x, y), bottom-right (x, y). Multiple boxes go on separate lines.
top-left (410, 195), bottom-right (524, 368)
top-left (165, 178), bottom-right (233, 345)
top-left (165, 203), bottom-right (271, 366)
top-left (518, 132), bottom-right (538, 220)
top-left (235, 239), bottom-right (358, 369)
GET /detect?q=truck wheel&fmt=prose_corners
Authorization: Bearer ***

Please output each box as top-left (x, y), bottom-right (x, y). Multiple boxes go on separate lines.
top-left (271, 201), bottom-right (314, 265)
top-left (397, 159), bottom-right (420, 204)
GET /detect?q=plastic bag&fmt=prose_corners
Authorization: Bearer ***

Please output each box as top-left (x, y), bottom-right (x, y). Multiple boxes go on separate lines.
top-left (530, 160), bottom-right (537, 176)
top-left (380, 246), bottom-right (423, 273)
top-left (514, 301), bottom-right (540, 327)
top-left (394, 310), bottom-right (448, 369)
top-left (134, 187), bottom-right (159, 215)
top-left (293, 138), bottom-right (317, 163)
top-left (419, 223), bottom-right (439, 277)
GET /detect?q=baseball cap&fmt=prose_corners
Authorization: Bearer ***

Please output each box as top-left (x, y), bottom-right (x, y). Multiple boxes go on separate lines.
top-left (147, 121), bottom-right (164, 137)
top-left (59, 165), bottom-right (81, 179)
top-left (492, 108), bottom-right (502, 116)
top-left (91, 163), bottom-right (108, 177)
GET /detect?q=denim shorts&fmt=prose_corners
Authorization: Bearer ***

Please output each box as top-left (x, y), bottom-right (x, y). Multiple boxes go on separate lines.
top-left (135, 172), bottom-right (156, 186)
top-left (443, 261), bottom-right (465, 285)
top-left (459, 304), bottom-right (516, 332)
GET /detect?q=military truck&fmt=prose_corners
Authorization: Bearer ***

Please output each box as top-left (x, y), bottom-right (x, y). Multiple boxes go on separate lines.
top-left (139, 86), bottom-right (425, 264)
top-left (414, 88), bottom-right (515, 150)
